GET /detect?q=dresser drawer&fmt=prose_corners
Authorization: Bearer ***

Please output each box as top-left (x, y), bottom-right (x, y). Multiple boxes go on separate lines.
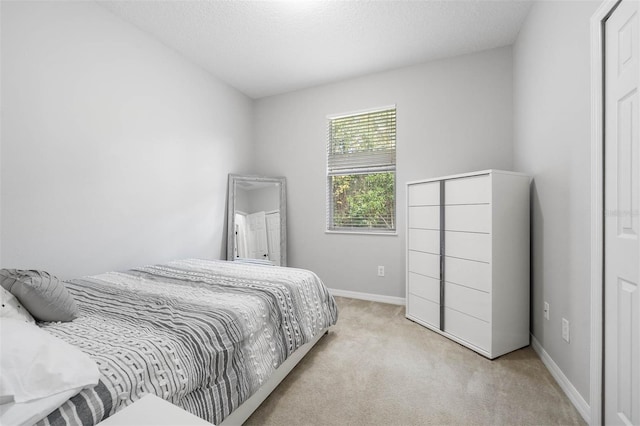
top-left (408, 229), bottom-right (439, 254)
top-left (445, 174), bottom-right (491, 205)
top-left (408, 250), bottom-right (439, 279)
top-left (444, 308), bottom-right (490, 352)
top-left (408, 182), bottom-right (440, 206)
top-left (444, 282), bottom-right (490, 322)
top-left (408, 272), bottom-right (440, 303)
top-left (444, 257), bottom-right (491, 293)
top-left (407, 295), bottom-right (439, 328)
top-left (408, 206), bottom-right (439, 229)
top-left (445, 231), bottom-right (491, 263)
top-left (445, 204), bottom-right (491, 233)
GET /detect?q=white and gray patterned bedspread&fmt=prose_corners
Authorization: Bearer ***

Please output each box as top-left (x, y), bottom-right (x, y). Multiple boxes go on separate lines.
top-left (36, 259), bottom-right (338, 425)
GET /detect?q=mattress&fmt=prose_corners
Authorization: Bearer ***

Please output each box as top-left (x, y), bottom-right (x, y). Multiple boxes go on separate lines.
top-left (35, 259), bottom-right (338, 425)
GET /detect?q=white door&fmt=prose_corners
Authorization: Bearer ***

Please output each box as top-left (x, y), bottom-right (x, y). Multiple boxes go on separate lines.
top-left (234, 213), bottom-right (248, 258)
top-left (265, 212), bottom-right (281, 266)
top-left (604, 1), bottom-right (640, 424)
top-left (246, 211), bottom-right (269, 261)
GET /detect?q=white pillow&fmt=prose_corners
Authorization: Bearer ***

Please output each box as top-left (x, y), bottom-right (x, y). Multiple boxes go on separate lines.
top-left (0, 287), bottom-right (35, 324)
top-left (0, 318), bottom-right (99, 404)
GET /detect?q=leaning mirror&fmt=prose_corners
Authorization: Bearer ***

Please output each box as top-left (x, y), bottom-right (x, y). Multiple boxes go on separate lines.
top-left (227, 174), bottom-right (287, 266)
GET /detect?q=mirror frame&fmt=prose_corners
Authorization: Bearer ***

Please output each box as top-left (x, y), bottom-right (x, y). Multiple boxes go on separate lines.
top-left (227, 174), bottom-right (287, 266)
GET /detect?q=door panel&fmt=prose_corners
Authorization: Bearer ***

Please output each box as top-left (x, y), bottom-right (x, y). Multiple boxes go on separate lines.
top-left (616, 278), bottom-right (638, 422)
top-left (605, 2), bottom-right (640, 424)
top-left (234, 213), bottom-right (248, 259)
top-left (246, 211), bottom-right (268, 261)
top-left (617, 90), bottom-right (639, 238)
top-left (265, 212), bottom-right (281, 266)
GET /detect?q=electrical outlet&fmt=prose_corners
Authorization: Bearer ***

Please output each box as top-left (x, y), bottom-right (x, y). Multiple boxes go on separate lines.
top-left (544, 302), bottom-right (550, 320)
top-left (377, 266), bottom-right (385, 277)
top-left (562, 318), bottom-right (570, 343)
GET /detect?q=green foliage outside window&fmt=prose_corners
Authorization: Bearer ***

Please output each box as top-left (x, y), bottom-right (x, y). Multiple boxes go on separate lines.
top-left (331, 172), bottom-right (395, 230)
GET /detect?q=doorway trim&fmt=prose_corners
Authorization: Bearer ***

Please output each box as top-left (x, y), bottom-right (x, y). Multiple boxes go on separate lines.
top-left (590, 1), bottom-right (621, 424)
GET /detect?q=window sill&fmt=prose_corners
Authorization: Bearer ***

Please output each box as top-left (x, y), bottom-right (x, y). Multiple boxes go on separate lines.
top-left (325, 230), bottom-right (398, 236)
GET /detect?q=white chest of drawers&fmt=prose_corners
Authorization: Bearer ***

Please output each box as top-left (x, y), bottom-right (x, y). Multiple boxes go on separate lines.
top-left (406, 170), bottom-right (530, 359)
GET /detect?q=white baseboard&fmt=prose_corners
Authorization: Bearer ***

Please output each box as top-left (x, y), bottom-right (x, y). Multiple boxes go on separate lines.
top-left (328, 288), bottom-right (405, 306)
top-left (530, 335), bottom-right (590, 424)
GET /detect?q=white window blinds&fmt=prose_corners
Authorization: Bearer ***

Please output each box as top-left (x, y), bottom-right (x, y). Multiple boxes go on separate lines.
top-left (327, 108), bottom-right (396, 174)
top-left (326, 107), bottom-right (396, 232)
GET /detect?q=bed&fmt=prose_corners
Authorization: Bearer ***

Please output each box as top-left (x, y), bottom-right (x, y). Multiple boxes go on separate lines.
top-left (1, 259), bottom-right (338, 425)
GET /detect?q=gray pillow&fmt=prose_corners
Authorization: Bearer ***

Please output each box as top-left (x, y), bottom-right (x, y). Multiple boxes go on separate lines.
top-left (0, 269), bottom-right (78, 322)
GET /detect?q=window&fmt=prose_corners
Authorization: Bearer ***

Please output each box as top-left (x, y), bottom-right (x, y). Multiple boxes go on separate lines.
top-left (326, 106), bottom-right (396, 233)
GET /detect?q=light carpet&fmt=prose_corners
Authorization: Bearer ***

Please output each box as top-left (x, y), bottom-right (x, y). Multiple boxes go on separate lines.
top-left (245, 296), bottom-right (585, 425)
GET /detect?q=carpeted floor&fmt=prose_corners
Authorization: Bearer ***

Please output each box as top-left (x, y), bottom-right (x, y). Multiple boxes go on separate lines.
top-left (245, 296), bottom-right (585, 426)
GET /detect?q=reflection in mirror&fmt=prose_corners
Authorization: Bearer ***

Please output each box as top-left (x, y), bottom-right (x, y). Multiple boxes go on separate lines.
top-left (227, 174), bottom-right (287, 266)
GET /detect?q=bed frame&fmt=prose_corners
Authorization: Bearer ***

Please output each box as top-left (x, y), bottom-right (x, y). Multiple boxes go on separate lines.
top-left (219, 329), bottom-right (329, 425)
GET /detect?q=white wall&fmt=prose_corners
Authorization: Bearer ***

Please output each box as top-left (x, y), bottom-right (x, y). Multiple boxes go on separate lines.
top-left (235, 185), bottom-right (279, 214)
top-left (249, 185), bottom-right (280, 213)
top-left (513, 0), bottom-right (600, 405)
top-left (254, 46), bottom-right (514, 297)
top-left (0, 1), bottom-right (253, 278)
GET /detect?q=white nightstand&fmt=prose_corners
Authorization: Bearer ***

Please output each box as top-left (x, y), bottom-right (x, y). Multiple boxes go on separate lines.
top-left (98, 394), bottom-right (212, 426)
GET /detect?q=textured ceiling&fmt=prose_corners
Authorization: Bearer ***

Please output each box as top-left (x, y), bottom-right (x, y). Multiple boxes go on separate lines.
top-left (98, 0), bottom-right (533, 99)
